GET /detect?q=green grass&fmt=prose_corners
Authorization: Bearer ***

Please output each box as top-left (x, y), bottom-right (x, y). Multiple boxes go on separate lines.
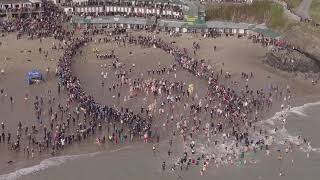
top-left (284, 0), bottom-right (302, 10)
top-left (205, 1), bottom-right (287, 29)
top-left (310, 0), bottom-right (320, 23)
top-left (269, 3), bottom-right (285, 28)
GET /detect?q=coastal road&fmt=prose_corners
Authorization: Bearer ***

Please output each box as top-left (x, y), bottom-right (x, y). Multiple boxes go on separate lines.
top-left (295, 0), bottom-right (313, 19)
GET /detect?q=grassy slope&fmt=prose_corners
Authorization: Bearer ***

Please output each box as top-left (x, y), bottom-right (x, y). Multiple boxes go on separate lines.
top-left (205, 1), bottom-right (288, 29)
top-left (205, 0), bottom-right (320, 60)
top-left (310, 0), bottom-right (320, 23)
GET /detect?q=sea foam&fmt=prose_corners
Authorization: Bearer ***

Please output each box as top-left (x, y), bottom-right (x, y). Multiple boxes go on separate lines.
top-left (0, 146), bottom-right (132, 180)
top-left (191, 101), bottom-right (320, 164)
top-left (258, 101), bottom-right (320, 151)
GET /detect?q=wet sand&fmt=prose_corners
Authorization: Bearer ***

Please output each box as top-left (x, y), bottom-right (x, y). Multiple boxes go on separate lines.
top-left (18, 100), bottom-right (320, 180)
top-left (0, 33), bottom-right (63, 174)
top-left (20, 108), bottom-right (320, 180)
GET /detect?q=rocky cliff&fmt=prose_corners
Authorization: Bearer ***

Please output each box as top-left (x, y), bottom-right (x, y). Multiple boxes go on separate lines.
top-left (264, 48), bottom-right (320, 72)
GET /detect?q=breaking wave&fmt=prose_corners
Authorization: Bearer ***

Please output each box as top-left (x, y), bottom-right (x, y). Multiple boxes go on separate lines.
top-left (258, 100), bottom-right (320, 150)
top-left (190, 101), bottom-right (320, 165)
top-left (0, 146), bottom-right (133, 180)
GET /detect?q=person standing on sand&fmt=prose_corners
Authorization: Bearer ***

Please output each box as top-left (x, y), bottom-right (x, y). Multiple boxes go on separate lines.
top-left (162, 161), bottom-right (166, 171)
top-left (31, 148), bottom-right (34, 158)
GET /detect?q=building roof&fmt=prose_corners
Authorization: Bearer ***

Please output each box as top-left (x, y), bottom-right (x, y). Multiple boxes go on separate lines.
top-left (0, 0), bottom-right (31, 4)
top-left (29, 0), bottom-right (41, 3)
top-left (206, 21), bottom-right (252, 29)
top-left (76, 16), bottom-right (260, 28)
top-left (183, 22), bottom-right (207, 29)
top-left (249, 27), bottom-right (281, 39)
top-left (77, 16), bottom-right (155, 25)
top-left (134, 0), bottom-right (185, 5)
top-left (158, 19), bottom-right (185, 28)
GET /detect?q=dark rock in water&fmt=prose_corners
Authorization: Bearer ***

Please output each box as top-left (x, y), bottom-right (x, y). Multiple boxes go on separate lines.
top-left (264, 48), bottom-right (320, 73)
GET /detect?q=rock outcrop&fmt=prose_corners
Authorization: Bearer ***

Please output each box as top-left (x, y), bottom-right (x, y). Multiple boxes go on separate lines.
top-left (264, 48), bottom-right (320, 72)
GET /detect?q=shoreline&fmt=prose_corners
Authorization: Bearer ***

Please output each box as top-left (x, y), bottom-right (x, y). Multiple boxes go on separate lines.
top-left (1, 97), bottom-right (320, 179)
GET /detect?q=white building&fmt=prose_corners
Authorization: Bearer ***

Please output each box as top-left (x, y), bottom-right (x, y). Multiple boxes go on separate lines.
top-left (0, 0), bottom-right (41, 10)
top-left (0, 0), bottom-right (32, 10)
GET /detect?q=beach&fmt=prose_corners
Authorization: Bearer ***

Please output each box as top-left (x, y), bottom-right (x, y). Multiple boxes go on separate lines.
top-left (1, 29), bottom-right (320, 180)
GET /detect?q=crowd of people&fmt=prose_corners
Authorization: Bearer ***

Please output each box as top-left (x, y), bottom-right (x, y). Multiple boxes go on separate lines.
top-left (96, 51), bottom-right (117, 60)
top-left (121, 34), bottom-right (288, 167)
top-left (57, 36), bottom-right (153, 142)
top-left (0, 1), bottom-right (315, 177)
top-left (0, 1), bottom-right (155, 159)
top-left (79, 32), bottom-right (306, 175)
top-left (1, 2), bottom-right (70, 41)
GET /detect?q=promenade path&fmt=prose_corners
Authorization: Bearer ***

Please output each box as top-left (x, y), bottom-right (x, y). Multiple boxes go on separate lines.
top-left (295, 0), bottom-right (313, 19)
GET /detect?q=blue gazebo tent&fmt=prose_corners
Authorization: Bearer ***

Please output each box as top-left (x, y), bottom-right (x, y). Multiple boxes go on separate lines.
top-left (27, 69), bottom-right (43, 85)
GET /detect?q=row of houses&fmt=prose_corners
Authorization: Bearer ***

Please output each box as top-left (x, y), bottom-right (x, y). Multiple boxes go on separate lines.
top-left (73, 16), bottom-right (281, 40)
top-left (72, 6), bottom-right (183, 16)
top-left (62, 0), bottom-right (185, 20)
top-left (0, 0), bottom-right (189, 21)
top-left (66, 5), bottom-right (183, 19)
top-left (0, 0), bottom-right (42, 18)
top-left (0, 0), bottom-right (42, 11)
top-left (58, 0), bottom-right (184, 7)
top-left (62, 0), bottom-right (185, 7)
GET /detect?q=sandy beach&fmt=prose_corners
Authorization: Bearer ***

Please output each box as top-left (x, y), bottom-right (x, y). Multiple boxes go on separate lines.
top-left (1, 29), bottom-right (320, 180)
